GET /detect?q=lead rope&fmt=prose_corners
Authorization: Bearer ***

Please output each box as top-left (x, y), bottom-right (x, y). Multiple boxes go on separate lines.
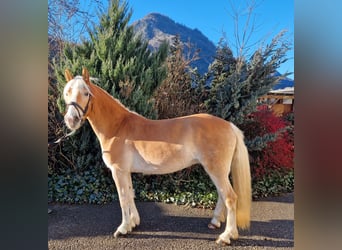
top-left (48, 129), bottom-right (76, 146)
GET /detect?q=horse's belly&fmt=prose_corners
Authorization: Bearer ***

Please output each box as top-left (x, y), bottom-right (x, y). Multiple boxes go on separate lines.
top-left (130, 141), bottom-right (197, 174)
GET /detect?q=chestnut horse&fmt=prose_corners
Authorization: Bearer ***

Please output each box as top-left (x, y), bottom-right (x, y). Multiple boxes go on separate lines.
top-left (62, 68), bottom-right (251, 245)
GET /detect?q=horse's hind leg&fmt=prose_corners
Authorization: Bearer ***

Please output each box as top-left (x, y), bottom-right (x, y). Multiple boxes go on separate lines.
top-left (111, 168), bottom-right (140, 237)
top-left (208, 195), bottom-right (226, 229)
top-left (205, 167), bottom-right (238, 245)
top-left (216, 180), bottom-right (238, 245)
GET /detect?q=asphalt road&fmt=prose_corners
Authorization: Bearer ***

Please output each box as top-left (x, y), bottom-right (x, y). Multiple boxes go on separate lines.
top-left (48, 193), bottom-right (293, 249)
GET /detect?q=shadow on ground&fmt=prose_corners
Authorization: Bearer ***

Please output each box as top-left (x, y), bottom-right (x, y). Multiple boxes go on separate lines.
top-left (48, 193), bottom-right (294, 249)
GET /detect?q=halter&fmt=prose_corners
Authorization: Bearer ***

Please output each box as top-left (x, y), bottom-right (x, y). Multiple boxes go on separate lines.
top-left (66, 95), bottom-right (92, 120)
top-left (48, 95), bottom-right (91, 146)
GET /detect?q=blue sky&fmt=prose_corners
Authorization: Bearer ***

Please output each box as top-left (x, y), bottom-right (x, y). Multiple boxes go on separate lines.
top-left (127, 0), bottom-right (294, 79)
top-left (77, 0), bottom-right (293, 78)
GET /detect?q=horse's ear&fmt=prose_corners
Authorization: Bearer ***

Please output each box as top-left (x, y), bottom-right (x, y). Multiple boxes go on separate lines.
top-left (64, 69), bottom-right (74, 82)
top-left (82, 67), bottom-right (90, 84)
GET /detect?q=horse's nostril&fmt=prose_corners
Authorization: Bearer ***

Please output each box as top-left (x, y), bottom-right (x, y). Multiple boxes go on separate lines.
top-left (65, 115), bottom-right (79, 126)
top-left (65, 116), bottom-right (72, 124)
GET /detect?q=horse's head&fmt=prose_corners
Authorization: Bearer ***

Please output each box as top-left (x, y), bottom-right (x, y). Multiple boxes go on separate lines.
top-left (63, 67), bottom-right (93, 131)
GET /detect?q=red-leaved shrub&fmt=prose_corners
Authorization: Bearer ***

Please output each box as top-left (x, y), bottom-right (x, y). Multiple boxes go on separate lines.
top-left (242, 107), bottom-right (294, 179)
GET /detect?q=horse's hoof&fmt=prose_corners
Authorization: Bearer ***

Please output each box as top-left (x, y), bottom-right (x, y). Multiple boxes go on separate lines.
top-left (113, 231), bottom-right (121, 238)
top-left (114, 229), bottom-right (127, 238)
top-left (208, 223), bottom-right (219, 229)
top-left (216, 237), bottom-right (230, 245)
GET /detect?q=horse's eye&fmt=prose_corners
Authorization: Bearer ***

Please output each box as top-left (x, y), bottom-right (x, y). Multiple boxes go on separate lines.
top-left (84, 92), bottom-right (89, 97)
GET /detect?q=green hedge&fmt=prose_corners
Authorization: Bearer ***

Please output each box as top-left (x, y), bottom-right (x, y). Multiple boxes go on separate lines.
top-left (48, 163), bottom-right (293, 207)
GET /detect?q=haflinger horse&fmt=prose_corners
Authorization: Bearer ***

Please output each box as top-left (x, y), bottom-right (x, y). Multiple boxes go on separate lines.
top-left (62, 67), bottom-right (251, 245)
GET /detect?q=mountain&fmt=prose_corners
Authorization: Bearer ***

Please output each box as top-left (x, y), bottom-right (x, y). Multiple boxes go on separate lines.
top-left (272, 71), bottom-right (294, 90)
top-left (132, 13), bottom-right (216, 74)
top-left (131, 13), bottom-right (294, 89)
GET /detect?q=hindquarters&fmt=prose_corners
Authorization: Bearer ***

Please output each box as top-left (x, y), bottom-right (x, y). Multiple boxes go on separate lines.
top-left (194, 119), bottom-right (251, 244)
top-left (193, 116), bottom-right (238, 174)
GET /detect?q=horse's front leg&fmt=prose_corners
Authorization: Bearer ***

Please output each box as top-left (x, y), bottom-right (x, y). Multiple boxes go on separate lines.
top-left (111, 167), bottom-right (140, 237)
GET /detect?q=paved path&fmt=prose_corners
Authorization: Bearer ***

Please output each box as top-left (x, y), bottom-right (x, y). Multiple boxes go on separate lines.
top-left (48, 193), bottom-right (293, 249)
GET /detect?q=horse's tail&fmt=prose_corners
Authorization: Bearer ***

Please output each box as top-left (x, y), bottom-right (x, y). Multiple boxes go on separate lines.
top-left (230, 123), bottom-right (252, 230)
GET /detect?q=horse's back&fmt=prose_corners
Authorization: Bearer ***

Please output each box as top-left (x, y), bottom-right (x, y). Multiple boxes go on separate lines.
top-left (182, 113), bottom-right (235, 141)
top-left (154, 113), bottom-right (237, 161)
top-left (141, 113), bottom-right (234, 144)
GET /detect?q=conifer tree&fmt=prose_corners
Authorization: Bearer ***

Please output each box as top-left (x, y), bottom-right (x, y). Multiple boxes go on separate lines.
top-left (205, 31), bottom-right (290, 125)
top-left (52, 0), bottom-right (168, 171)
top-left (55, 0), bottom-right (167, 117)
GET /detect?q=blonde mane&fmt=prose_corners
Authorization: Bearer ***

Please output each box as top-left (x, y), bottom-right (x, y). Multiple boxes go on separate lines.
top-left (74, 75), bottom-right (142, 117)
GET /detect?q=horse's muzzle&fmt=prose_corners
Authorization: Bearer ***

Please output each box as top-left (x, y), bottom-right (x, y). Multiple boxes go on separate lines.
top-left (64, 111), bottom-right (82, 130)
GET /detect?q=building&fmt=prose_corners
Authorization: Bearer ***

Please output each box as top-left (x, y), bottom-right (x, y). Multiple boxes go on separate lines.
top-left (259, 87), bottom-right (294, 116)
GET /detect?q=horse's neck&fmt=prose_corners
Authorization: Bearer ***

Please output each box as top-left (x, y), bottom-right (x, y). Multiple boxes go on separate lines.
top-left (87, 85), bottom-right (130, 142)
